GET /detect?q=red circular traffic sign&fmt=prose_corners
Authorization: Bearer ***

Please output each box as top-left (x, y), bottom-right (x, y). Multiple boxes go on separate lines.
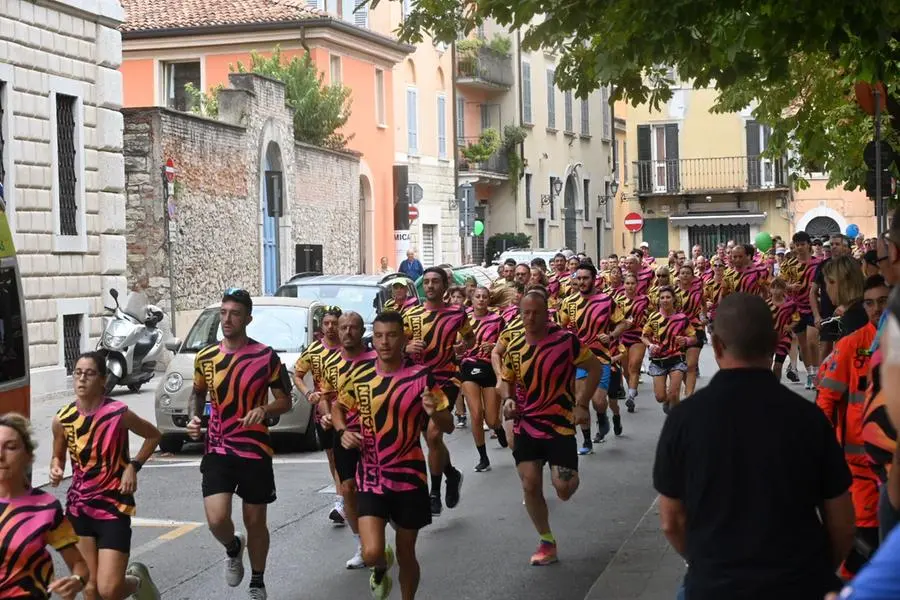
top-left (409, 205), bottom-right (419, 222)
top-left (624, 212), bottom-right (644, 232)
top-left (165, 158), bottom-right (175, 183)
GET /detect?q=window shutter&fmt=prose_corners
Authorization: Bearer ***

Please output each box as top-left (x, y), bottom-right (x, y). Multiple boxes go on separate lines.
top-left (480, 103), bottom-right (490, 131)
top-left (407, 88), bottom-right (418, 153)
top-left (522, 62), bottom-right (532, 124)
top-left (306, 0), bottom-right (322, 8)
top-left (636, 125), bottom-right (651, 193)
top-left (353, 0), bottom-right (368, 27)
top-left (601, 87), bottom-right (610, 139)
top-left (401, 0), bottom-right (410, 19)
top-left (746, 120), bottom-right (760, 189)
top-left (437, 95), bottom-right (447, 159)
top-left (456, 96), bottom-right (465, 145)
top-left (546, 69), bottom-right (555, 129)
top-left (580, 98), bottom-right (589, 135)
top-left (664, 123), bottom-right (679, 192)
top-left (564, 90), bottom-right (573, 132)
top-left (583, 179), bottom-right (590, 221)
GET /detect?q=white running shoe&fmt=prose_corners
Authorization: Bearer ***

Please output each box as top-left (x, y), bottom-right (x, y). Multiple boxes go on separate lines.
top-left (346, 545), bottom-right (366, 569)
top-left (248, 587), bottom-right (267, 600)
top-left (225, 532), bottom-right (247, 587)
top-left (329, 500), bottom-right (347, 526)
top-left (126, 562), bottom-right (160, 600)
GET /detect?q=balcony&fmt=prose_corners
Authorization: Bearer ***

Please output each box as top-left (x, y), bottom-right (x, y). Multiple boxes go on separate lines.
top-left (457, 136), bottom-right (509, 184)
top-left (456, 46), bottom-right (514, 91)
top-left (633, 156), bottom-right (789, 196)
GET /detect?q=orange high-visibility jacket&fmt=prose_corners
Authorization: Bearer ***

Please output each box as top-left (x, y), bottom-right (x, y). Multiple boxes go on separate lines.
top-left (817, 322), bottom-right (879, 527)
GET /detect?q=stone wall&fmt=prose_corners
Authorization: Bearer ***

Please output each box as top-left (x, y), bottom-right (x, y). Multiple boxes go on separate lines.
top-left (2, 0), bottom-right (128, 396)
top-left (123, 73), bottom-right (361, 336)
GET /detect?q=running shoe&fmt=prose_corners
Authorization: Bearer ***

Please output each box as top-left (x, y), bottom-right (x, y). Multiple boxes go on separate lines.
top-left (126, 562), bottom-right (161, 600)
top-left (625, 397), bottom-right (636, 413)
top-left (496, 426), bottom-right (508, 448)
top-left (455, 414), bottom-right (467, 428)
top-left (483, 422), bottom-right (490, 431)
top-left (369, 545), bottom-right (395, 600)
top-left (612, 414), bottom-right (623, 437)
top-left (329, 501), bottom-right (346, 526)
top-left (430, 493), bottom-right (443, 516)
top-left (474, 458), bottom-right (491, 472)
top-left (445, 467), bottom-right (463, 508)
top-left (578, 442), bottom-right (593, 455)
top-left (346, 545), bottom-right (366, 570)
top-left (662, 402), bottom-right (671, 415)
top-left (530, 541), bottom-right (559, 566)
top-left (805, 374), bottom-right (813, 390)
top-left (248, 588), bottom-right (267, 600)
top-left (785, 365), bottom-right (799, 383)
top-left (224, 532), bottom-right (246, 587)
top-left (597, 414), bottom-right (611, 442)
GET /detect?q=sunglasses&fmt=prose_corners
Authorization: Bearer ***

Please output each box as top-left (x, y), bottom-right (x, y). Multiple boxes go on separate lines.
top-left (224, 287), bottom-right (250, 298)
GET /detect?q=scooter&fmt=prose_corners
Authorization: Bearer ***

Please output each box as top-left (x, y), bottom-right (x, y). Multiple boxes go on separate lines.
top-left (98, 288), bottom-right (165, 394)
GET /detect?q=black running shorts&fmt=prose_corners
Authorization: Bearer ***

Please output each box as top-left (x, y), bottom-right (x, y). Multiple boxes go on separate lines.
top-left (357, 488), bottom-right (432, 530)
top-left (334, 442), bottom-right (360, 483)
top-left (512, 433), bottom-right (578, 471)
top-left (317, 421), bottom-right (335, 451)
top-left (201, 453), bottom-right (276, 505)
top-left (459, 360), bottom-right (497, 388)
top-left (68, 513), bottom-right (132, 553)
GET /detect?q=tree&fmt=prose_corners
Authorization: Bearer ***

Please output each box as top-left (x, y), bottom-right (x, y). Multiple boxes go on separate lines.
top-left (389, 0), bottom-right (900, 188)
top-left (234, 48), bottom-right (353, 150)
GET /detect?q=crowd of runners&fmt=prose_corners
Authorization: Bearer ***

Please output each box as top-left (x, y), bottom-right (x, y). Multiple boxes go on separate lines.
top-left (4, 225), bottom-right (900, 600)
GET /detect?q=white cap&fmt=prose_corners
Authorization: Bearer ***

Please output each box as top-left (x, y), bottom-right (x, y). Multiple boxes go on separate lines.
top-left (640, 241), bottom-right (649, 248)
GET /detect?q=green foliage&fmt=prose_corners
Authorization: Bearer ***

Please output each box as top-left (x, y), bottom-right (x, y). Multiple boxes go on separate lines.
top-left (488, 33), bottom-right (512, 56)
top-left (486, 232), bottom-right (531, 262)
top-left (502, 125), bottom-right (528, 190)
top-left (183, 82), bottom-right (223, 118)
top-left (383, 0), bottom-right (900, 187)
top-left (461, 128), bottom-right (501, 163)
top-left (232, 48), bottom-right (353, 150)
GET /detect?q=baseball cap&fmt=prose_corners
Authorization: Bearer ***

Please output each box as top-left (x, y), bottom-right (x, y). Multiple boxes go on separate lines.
top-left (776, 247), bottom-right (786, 255)
top-left (864, 249), bottom-right (879, 266)
top-left (640, 241), bottom-right (649, 248)
top-left (223, 287), bottom-right (253, 314)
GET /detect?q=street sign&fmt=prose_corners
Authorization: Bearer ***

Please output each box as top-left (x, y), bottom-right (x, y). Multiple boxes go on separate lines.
top-left (408, 183), bottom-right (424, 205)
top-left (864, 141), bottom-right (895, 168)
top-left (165, 158), bottom-right (176, 183)
top-left (624, 212), bottom-right (644, 233)
top-left (408, 205), bottom-right (419, 222)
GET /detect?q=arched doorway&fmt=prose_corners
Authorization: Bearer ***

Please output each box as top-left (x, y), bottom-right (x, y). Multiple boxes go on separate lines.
top-left (262, 141), bottom-right (283, 294)
top-left (563, 176), bottom-right (577, 250)
top-left (359, 174), bottom-right (374, 273)
top-left (805, 216), bottom-right (841, 237)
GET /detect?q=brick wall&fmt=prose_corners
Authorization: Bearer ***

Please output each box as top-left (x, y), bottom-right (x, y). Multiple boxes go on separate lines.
top-left (1, 0), bottom-right (127, 395)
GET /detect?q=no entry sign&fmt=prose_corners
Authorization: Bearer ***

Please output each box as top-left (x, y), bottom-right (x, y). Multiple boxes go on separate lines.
top-left (408, 205), bottom-right (419, 222)
top-left (624, 212), bottom-right (644, 233)
top-left (165, 158), bottom-right (176, 183)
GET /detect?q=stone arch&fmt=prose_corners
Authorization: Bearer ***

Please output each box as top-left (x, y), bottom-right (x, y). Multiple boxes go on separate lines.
top-left (436, 66), bottom-right (445, 90)
top-left (257, 118), bottom-right (292, 293)
top-left (796, 205), bottom-right (847, 236)
top-left (358, 158), bottom-right (376, 273)
top-left (406, 59), bottom-right (417, 84)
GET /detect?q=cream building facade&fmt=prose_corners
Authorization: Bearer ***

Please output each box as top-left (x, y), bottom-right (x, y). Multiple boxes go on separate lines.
top-left (455, 21), bottom-right (616, 263)
top-left (2, 0), bottom-right (128, 396)
top-left (792, 175), bottom-right (875, 239)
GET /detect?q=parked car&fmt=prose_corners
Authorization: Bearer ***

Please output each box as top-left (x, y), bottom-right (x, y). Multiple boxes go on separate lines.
top-left (495, 248), bottom-right (574, 266)
top-left (275, 273), bottom-right (421, 337)
top-left (154, 297), bottom-right (321, 453)
top-left (413, 264), bottom-right (499, 299)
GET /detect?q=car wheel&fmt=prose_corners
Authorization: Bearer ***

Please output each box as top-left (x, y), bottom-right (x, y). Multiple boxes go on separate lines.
top-left (127, 383), bottom-right (143, 393)
top-left (300, 412), bottom-right (320, 452)
top-left (158, 435), bottom-right (183, 454)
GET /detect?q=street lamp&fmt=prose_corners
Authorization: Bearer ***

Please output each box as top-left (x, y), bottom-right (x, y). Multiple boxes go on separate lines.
top-left (597, 179), bottom-right (620, 205)
top-left (541, 178), bottom-right (564, 206)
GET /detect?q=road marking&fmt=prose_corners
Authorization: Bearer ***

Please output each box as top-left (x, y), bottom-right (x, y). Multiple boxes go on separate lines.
top-left (132, 517), bottom-right (204, 528)
top-left (160, 523), bottom-right (203, 540)
top-left (318, 485), bottom-right (337, 494)
top-left (130, 523), bottom-right (203, 559)
top-left (145, 457), bottom-right (328, 468)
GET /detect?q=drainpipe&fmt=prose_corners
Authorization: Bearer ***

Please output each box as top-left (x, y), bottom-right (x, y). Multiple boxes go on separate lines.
top-left (451, 40), bottom-right (462, 263)
top-left (516, 30), bottom-right (524, 228)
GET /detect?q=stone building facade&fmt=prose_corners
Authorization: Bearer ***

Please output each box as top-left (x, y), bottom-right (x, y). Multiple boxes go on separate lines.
top-left (1, 0), bottom-right (128, 396)
top-left (123, 73), bottom-right (360, 335)
top-left (407, 160), bottom-right (460, 267)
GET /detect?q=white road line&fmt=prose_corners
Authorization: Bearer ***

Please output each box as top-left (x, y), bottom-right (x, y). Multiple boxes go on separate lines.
top-left (317, 485), bottom-right (337, 494)
top-left (145, 457), bottom-right (329, 468)
top-left (132, 517), bottom-right (204, 528)
top-left (130, 523), bottom-right (203, 559)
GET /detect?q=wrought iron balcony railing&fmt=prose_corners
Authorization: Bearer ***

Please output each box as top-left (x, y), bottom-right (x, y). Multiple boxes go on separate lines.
top-left (456, 46), bottom-right (514, 89)
top-left (633, 156), bottom-right (789, 195)
top-left (457, 137), bottom-right (509, 176)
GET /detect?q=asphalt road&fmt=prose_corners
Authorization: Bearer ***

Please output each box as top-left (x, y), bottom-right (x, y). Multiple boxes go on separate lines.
top-left (40, 349), bottom-right (816, 600)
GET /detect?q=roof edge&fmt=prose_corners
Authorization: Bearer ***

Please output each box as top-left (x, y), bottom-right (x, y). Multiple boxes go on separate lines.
top-left (121, 17), bottom-right (416, 55)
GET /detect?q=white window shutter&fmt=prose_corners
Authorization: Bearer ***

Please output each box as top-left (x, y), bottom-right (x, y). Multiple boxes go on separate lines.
top-left (354, 0), bottom-right (368, 27)
top-left (407, 88), bottom-right (418, 153)
top-left (437, 95), bottom-right (447, 159)
top-left (306, 0), bottom-right (322, 9)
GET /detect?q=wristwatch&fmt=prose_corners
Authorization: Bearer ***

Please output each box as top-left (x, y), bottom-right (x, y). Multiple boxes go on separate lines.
top-left (336, 428), bottom-right (346, 439)
top-left (72, 574), bottom-right (86, 589)
top-left (129, 459), bottom-right (143, 472)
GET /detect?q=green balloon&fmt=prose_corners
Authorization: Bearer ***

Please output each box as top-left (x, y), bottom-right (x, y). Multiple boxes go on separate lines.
top-left (473, 220), bottom-right (484, 236)
top-left (754, 231), bottom-right (773, 252)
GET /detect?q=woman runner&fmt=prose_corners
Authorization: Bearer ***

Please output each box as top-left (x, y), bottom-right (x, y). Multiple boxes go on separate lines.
top-left (648, 266), bottom-right (673, 311)
top-left (1, 413), bottom-right (90, 600)
top-left (704, 258), bottom-right (732, 327)
top-left (604, 265), bottom-right (624, 297)
top-left (50, 351), bottom-right (161, 600)
top-left (460, 286), bottom-right (507, 471)
top-left (618, 272), bottom-right (651, 413)
top-left (641, 287), bottom-right (696, 414)
top-left (675, 262), bottom-right (707, 396)
top-left (767, 277), bottom-right (801, 381)
top-left (448, 286), bottom-right (470, 427)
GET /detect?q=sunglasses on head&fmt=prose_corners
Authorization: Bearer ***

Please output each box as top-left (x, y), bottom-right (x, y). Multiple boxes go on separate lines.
top-left (224, 287), bottom-right (250, 298)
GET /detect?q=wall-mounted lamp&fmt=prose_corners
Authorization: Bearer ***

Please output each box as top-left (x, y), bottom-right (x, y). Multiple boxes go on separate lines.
top-left (540, 178), bottom-right (564, 206)
top-left (597, 180), bottom-right (620, 205)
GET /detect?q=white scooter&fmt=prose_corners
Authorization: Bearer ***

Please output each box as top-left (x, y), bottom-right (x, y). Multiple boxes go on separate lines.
top-left (98, 288), bottom-right (165, 394)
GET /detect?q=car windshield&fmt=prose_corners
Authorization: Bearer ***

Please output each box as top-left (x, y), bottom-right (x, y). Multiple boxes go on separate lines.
top-left (278, 284), bottom-right (378, 322)
top-left (181, 306), bottom-right (309, 353)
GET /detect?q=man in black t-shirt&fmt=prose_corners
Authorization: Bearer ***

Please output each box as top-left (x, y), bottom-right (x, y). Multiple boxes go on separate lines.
top-left (653, 293), bottom-right (855, 600)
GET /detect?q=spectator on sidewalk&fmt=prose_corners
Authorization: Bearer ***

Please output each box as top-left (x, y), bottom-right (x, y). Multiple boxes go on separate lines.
top-left (398, 249), bottom-right (424, 280)
top-left (653, 292), bottom-right (856, 600)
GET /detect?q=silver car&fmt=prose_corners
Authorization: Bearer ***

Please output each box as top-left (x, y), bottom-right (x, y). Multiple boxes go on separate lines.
top-left (155, 297), bottom-right (322, 453)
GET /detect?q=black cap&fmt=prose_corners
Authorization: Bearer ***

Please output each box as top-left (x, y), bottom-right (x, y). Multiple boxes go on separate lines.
top-left (223, 287), bottom-right (253, 314)
top-left (864, 249), bottom-right (880, 267)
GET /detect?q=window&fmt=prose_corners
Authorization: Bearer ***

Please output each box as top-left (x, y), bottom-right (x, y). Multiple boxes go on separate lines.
top-left (0, 267), bottom-right (26, 384)
top-left (623, 140), bottom-right (628, 182)
top-left (480, 103), bottom-right (490, 130)
top-left (601, 86), bottom-right (611, 140)
top-left (406, 88), bottom-right (418, 153)
top-left (340, 0), bottom-right (368, 26)
top-left (437, 94), bottom-right (447, 159)
top-left (422, 224), bottom-right (437, 265)
top-left (604, 181), bottom-right (613, 227)
top-left (330, 54), bottom-right (342, 84)
top-left (456, 95), bottom-right (465, 145)
top-left (401, 0), bottom-right (411, 20)
top-left (583, 179), bottom-right (590, 221)
top-left (525, 173), bottom-right (532, 219)
top-left (62, 313), bottom-right (82, 376)
top-left (538, 218), bottom-right (546, 248)
top-left (163, 61), bottom-right (201, 112)
top-left (564, 90), bottom-right (573, 132)
top-left (546, 69), bottom-right (556, 129)
top-left (636, 123), bottom-right (679, 193)
top-left (746, 119), bottom-right (782, 188)
top-left (581, 98), bottom-right (590, 136)
top-left (0, 70), bottom-right (12, 232)
top-left (375, 69), bottom-right (386, 126)
top-left (549, 176), bottom-right (556, 220)
top-left (50, 77), bottom-right (86, 253)
top-left (522, 62), bottom-right (532, 124)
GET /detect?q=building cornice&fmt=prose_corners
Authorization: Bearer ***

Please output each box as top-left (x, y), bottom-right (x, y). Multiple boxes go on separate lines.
top-left (38, 0), bottom-right (124, 27)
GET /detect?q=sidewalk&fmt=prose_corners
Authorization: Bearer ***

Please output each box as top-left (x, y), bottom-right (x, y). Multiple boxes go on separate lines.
top-left (583, 497), bottom-right (685, 600)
